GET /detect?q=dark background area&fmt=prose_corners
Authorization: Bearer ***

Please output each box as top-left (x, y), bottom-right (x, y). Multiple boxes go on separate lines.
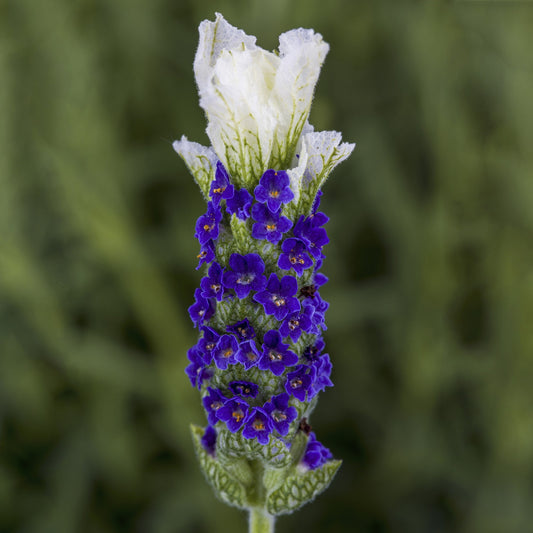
top-left (1, 1), bottom-right (532, 532)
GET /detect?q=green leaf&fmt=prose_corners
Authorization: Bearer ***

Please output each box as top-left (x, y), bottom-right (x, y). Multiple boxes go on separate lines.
top-left (190, 425), bottom-right (249, 509)
top-left (266, 459), bottom-right (342, 516)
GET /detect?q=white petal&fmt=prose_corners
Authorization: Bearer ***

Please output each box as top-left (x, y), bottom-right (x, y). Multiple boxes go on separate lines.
top-left (302, 130), bottom-right (355, 187)
top-left (194, 13), bottom-right (257, 93)
top-left (203, 47), bottom-right (279, 185)
top-left (172, 135), bottom-right (218, 199)
top-left (296, 130), bottom-right (355, 212)
top-left (269, 29), bottom-right (329, 169)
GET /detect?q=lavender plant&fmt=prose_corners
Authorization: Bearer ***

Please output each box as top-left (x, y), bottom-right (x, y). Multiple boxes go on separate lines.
top-left (174, 13), bottom-right (354, 532)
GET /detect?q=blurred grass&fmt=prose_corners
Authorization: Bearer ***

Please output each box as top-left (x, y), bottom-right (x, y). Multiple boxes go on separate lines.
top-left (0, 1), bottom-right (532, 532)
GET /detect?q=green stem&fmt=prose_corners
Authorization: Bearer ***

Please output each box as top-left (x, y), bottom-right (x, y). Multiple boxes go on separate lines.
top-left (248, 508), bottom-right (275, 533)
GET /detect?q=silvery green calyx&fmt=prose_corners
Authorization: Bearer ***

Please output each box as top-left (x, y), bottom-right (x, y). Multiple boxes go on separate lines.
top-left (173, 13), bottom-right (354, 532)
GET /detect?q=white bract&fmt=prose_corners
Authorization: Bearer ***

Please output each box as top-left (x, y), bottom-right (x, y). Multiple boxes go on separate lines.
top-left (194, 13), bottom-right (329, 183)
top-left (174, 13), bottom-right (355, 208)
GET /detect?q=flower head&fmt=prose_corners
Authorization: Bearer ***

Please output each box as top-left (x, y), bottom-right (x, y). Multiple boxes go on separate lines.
top-left (176, 14), bottom-right (353, 513)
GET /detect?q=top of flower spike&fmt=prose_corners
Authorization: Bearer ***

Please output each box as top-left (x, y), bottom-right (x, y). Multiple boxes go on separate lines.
top-left (193, 13), bottom-right (329, 185)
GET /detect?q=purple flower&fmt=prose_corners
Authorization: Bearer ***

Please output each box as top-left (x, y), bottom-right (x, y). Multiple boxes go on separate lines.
top-left (301, 432), bottom-right (333, 470)
top-left (188, 288), bottom-right (215, 328)
top-left (222, 253), bottom-right (267, 299)
top-left (309, 353), bottom-right (333, 398)
top-left (235, 339), bottom-right (261, 369)
top-left (309, 292), bottom-right (329, 332)
top-left (251, 203), bottom-right (292, 244)
top-left (202, 387), bottom-right (227, 425)
top-left (198, 326), bottom-right (220, 365)
top-left (242, 408), bottom-right (273, 445)
top-left (226, 188), bottom-right (253, 220)
top-left (253, 273), bottom-right (300, 321)
top-left (209, 161), bottom-right (234, 205)
top-left (258, 330), bottom-right (299, 376)
top-left (217, 398), bottom-right (249, 433)
top-left (228, 380), bottom-right (259, 398)
top-left (278, 238), bottom-right (313, 276)
top-left (254, 170), bottom-right (294, 213)
top-left (285, 365), bottom-right (317, 402)
top-left (185, 346), bottom-right (209, 388)
top-left (196, 240), bottom-right (216, 270)
top-left (279, 301), bottom-right (315, 342)
top-left (263, 393), bottom-right (297, 436)
top-left (303, 337), bottom-right (326, 362)
top-left (195, 202), bottom-right (222, 245)
top-left (314, 272), bottom-right (328, 288)
top-left (293, 213), bottom-right (329, 259)
top-left (212, 334), bottom-right (238, 370)
top-left (226, 318), bottom-right (255, 341)
top-left (200, 262), bottom-right (226, 301)
top-left (200, 425), bottom-right (217, 455)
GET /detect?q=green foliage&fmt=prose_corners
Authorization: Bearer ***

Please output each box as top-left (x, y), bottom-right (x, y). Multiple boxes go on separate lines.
top-left (191, 425), bottom-right (250, 509)
top-left (0, 1), bottom-right (532, 533)
top-left (266, 460), bottom-right (342, 516)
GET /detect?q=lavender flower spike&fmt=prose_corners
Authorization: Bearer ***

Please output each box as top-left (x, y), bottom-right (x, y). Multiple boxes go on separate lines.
top-left (174, 13), bottom-right (354, 532)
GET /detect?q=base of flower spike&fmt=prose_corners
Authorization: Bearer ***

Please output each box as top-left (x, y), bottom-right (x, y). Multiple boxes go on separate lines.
top-left (192, 424), bottom-right (341, 518)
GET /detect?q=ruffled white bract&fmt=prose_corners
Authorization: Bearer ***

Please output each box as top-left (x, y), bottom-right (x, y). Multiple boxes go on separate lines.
top-left (175, 13), bottom-right (354, 200)
top-left (194, 13), bottom-right (329, 183)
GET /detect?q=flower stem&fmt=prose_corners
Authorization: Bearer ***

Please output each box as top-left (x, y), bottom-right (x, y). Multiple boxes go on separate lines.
top-left (248, 508), bottom-right (275, 533)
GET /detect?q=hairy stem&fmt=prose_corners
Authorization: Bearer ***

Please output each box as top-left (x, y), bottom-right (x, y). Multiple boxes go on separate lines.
top-left (248, 508), bottom-right (275, 533)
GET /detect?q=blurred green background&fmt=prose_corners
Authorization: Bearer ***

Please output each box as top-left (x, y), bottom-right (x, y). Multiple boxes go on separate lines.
top-left (1, 1), bottom-right (532, 532)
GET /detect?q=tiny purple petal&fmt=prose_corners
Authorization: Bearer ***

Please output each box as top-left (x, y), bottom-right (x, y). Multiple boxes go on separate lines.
top-left (228, 380), bottom-right (259, 398)
top-left (202, 387), bottom-right (227, 425)
top-left (201, 425), bottom-right (217, 455)
top-left (226, 319), bottom-right (255, 341)
top-left (222, 253), bottom-right (267, 299)
top-left (242, 408), bottom-right (273, 445)
top-left (226, 188), bottom-right (253, 220)
top-left (301, 432), bottom-right (333, 470)
top-left (285, 365), bottom-right (317, 402)
top-left (217, 398), bottom-right (249, 433)
top-left (263, 393), bottom-right (298, 436)
top-left (235, 339), bottom-right (261, 369)
top-left (210, 161), bottom-right (234, 205)
top-left (254, 170), bottom-right (294, 213)
top-left (195, 202), bottom-right (222, 245)
top-left (212, 334), bottom-right (238, 370)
